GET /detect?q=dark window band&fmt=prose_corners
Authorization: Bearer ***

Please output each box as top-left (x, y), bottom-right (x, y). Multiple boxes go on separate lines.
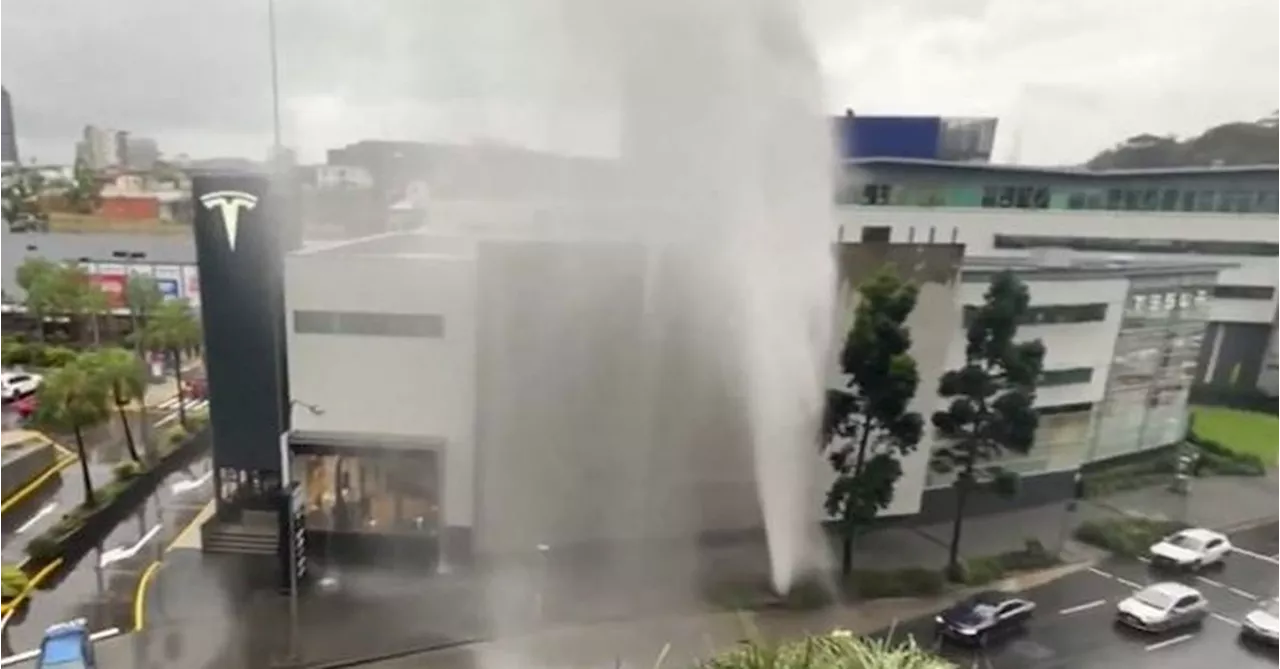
top-left (993, 234), bottom-right (1278, 257)
top-left (1210, 285), bottom-right (1275, 300)
top-left (964, 302), bottom-right (1107, 327)
top-left (293, 310), bottom-right (445, 338)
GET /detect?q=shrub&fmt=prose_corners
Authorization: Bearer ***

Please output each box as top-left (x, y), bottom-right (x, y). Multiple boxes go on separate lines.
top-left (113, 461), bottom-right (143, 481)
top-left (703, 630), bottom-right (951, 669)
top-left (1, 339), bottom-right (32, 367)
top-left (998, 539), bottom-right (1059, 571)
top-left (24, 536), bottom-right (60, 563)
top-left (848, 567), bottom-right (945, 599)
top-left (1189, 435), bottom-right (1267, 476)
top-left (956, 556), bottom-right (1006, 586)
top-left (33, 345), bottom-right (77, 369)
top-left (1073, 517), bottom-right (1188, 557)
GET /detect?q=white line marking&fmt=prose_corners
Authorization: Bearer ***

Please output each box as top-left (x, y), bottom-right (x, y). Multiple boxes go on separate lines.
top-left (1089, 567), bottom-right (1114, 579)
top-left (1232, 547), bottom-right (1280, 565)
top-left (1145, 633), bottom-right (1195, 652)
top-left (99, 523), bottom-right (163, 568)
top-left (15, 502), bottom-right (58, 534)
top-left (1060, 599), bottom-right (1108, 615)
top-left (1136, 556), bottom-right (1150, 563)
top-left (0, 628), bottom-right (120, 667)
top-left (1211, 613), bottom-right (1243, 627)
top-left (1115, 576), bottom-right (1142, 589)
top-left (1228, 587), bottom-right (1259, 600)
top-left (1197, 576), bottom-right (1225, 588)
top-left (170, 471), bottom-right (212, 495)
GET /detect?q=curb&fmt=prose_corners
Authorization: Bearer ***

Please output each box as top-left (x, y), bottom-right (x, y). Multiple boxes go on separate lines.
top-left (1215, 515), bottom-right (1279, 534)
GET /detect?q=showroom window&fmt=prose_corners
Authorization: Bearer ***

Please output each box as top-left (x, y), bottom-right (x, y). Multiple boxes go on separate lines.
top-left (1039, 367), bottom-right (1094, 387)
top-left (963, 302), bottom-right (1107, 327)
top-left (293, 310), bottom-right (445, 338)
top-left (1210, 285), bottom-right (1276, 300)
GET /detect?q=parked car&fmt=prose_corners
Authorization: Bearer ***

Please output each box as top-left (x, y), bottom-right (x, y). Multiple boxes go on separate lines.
top-left (934, 590), bottom-right (1036, 645)
top-left (1116, 582), bottom-right (1209, 632)
top-left (36, 618), bottom-right (97, 669)
top-left (1242, 598), bottom-right (1280, 644)
top-left (1, 371), bottom-right (42, 403)
top-left (1149, 527), bottom-right (1232, 570)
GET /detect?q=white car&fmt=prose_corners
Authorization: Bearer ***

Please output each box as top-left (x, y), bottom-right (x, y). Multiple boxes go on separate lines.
top-left (1242, 599), bottom-right (1280, 644)
top-left (1148, 527), bottom-right (1232, 570)
top-left (1116, 582), bottom-right (1209, 632)
top-left (1, 371), bottom-right (42, 402)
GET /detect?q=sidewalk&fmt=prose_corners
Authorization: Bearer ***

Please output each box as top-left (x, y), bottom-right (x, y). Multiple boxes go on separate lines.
top-left (1081, 469), bottom-right (1278, 530)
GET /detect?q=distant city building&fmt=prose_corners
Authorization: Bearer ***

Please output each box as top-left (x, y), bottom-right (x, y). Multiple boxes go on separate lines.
top-left (124, 136), bottom-right (160, 171)
top-left (1, 87), bottom-right (17, 166)
top-left (74, 125), bottom-right (159, 170)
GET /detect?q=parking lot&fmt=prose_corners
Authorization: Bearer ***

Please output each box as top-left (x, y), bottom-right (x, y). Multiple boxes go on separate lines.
top-left (880, 522), bottom-right (1279, 668)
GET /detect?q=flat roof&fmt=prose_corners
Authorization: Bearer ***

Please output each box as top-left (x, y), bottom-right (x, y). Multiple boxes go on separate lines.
top-left (962, 254), bottom-right (1236, 281)
top-left (845, 157), bottom-right (1278, 179)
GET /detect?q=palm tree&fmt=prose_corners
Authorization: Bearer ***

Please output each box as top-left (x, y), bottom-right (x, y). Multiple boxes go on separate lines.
top-left (124, 276), bottom-right (163, 347)
top-left (84, 348), bottom-right (146, 464)
top-left (142, 300), bottom-right (201, 428)
top-left (72, 276), bottom-right (111, 346)
top-left (34, 356), bottom-right (111, 507)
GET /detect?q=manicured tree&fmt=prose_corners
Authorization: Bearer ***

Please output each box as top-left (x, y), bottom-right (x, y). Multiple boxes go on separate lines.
top-left (821, 266), bottom-right (924, 576)
top-left (142, 299), bottom-right (201, 427)
top-left (34, 355), bottom-right (112, 507)
top-left (931, 270), bottom-right (1045, 581)
top-left (84, 347), bottom-right (146, 464)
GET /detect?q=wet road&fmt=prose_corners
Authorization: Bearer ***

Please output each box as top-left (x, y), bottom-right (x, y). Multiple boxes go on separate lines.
top-left (0, 399), bottom-right (211, 656)
top-left (872, 522), bottom-right (1280, 669)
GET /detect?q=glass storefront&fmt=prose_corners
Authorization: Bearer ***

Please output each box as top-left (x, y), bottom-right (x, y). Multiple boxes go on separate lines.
top-left (292, 448), bottom-right (440, 537)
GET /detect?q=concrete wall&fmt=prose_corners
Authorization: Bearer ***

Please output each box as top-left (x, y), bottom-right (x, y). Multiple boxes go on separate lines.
top-left (0, 440), bottom-right (56, 499)
top-left (949, 276), bottom-right (1128, 409)
top-left (284, 250), bottom-right (479, 528)
top-left (825, 243), bottom-right (964, 518)
top-left (836, 207), bottom-right (1276, 325)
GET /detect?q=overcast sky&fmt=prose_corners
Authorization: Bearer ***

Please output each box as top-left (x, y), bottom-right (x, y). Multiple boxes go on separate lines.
top-left (2, 0), bottom-right (1276, 166)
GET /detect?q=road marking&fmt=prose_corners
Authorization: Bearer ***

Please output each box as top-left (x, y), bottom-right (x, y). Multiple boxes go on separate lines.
top-left (1212, 613), bottom-right (1242, 627)
top-left (1228, 587), bottom-right (1259, 600)
top-left (171, 471), bottom-right (212, 495)
top-left (0, 452), bottom-right (77, 514)
top-left (1144, 633), bottom-right (1195, 652)
top-left (133, 561), bottom-right (163, 630)
top-left (154, 399), bottom-right (208, 427)
top-left (1060, 599), bottom-right (1108, 615)
top-left (15, 501), bottom-right (57, 534)
top-left (1197, 575), bottom-right (1226, 588)
top-left (1232, 546), bottom-right (1280, 565)
top-left (1136, 556), bottom-right (1150, 563)
top-left (1115, 576), bottom-right (1142, 589)
top-left (100, 524), bottom-right (163, 568)
top-left (0, 558), bottom-right (63, 625)
top-left (1088, 567), bottom-right (1114, 580)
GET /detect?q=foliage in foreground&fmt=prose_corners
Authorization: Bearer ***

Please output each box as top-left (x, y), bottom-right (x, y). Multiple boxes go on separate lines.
top-left (2, 565), bottom-right (30, 599)
top-left (701, 630), bottom-right (952, 669)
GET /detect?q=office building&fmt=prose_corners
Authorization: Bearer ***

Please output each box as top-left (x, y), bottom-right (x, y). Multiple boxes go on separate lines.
top-left (837, 159), bottom-right (1279, 399)
top-left (2, 87), bottom-right (18, 166)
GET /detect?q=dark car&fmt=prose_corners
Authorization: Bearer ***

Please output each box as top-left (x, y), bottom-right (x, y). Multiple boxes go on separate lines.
top-left (934, 590), bottom-right (1036, 645)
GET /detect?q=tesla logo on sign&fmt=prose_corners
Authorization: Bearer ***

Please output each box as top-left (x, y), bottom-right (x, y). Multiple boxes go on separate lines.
top-left (199, 191), bottom-right (259, 252)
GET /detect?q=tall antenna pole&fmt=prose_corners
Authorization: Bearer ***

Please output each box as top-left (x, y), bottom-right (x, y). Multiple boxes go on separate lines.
top-left (268, 0), bottom-right (283, 153)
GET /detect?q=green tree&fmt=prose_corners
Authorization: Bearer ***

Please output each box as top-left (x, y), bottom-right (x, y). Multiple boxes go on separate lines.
top-left (34, 355), bottom-right (112, 507)
top-left (931, 270), bottom-right (1046, 581)
top-left (62, 265), bottom-right (110, 345)
top-left (3, 168), bottom-right (48, 231)
top-left (64, 160), bottom-right (100, 214)
top-left (142, 300), bottom-right (201, 428)
top-left (84, 348), bottom-right (146, 464)
top-left (821, 267), bottom-right (924, 576)
top-left (15, 258), bottom-right (60, 342)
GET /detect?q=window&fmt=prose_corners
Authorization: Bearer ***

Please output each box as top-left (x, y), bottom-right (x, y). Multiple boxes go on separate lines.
top-left (1067, 192), bottom-right (1087, 210)
top-left (963, 303), bottom-right (1107, 327)
top-left (993, 234), bottom-right (1280, 257)
top-left (1031, 187), bottom-right (1050, 209)
top-left (1258, 191), bottom-right (1279, 213)
top-left (1123, 190), bottom-right (1141, 210)
top-left (1211, 285), bottom-right (1276, 300)
top-left (981, 186), bottom-right (999, 208)
top-left (1180, 190), bottom-right (1197, 212)
top-left (1039, 367), bottom-right (1094, 386)
top-left (861, 184), bottom-right (893, 205)
top-left (1106, 189), bottom-right (1123, 210)
top-left (293, 310), bottom-right (445, 338)
top-left (1140, 189), bottom-right (1158, 211)
top-left (1160, 189), bottom-right (1179, 211)
top-left (1195, 190), bottom-right (1216, 212)
top-left (860, 226), bottom-right (891, 243)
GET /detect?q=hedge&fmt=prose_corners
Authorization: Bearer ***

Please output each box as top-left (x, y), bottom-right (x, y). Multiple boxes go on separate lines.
top-left (703, 630), bottom-right (950, 669)
top-left (1073, 517), bottom-right (1188, 558)
top-left (1, 565), bottom-right (30, 600)
top-left (1188, 432), bottom-right (1267, 476)
top-left (0, 341), bottom-right (79, 369)
top-left (846, 539), bottom-right (1060, 598)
